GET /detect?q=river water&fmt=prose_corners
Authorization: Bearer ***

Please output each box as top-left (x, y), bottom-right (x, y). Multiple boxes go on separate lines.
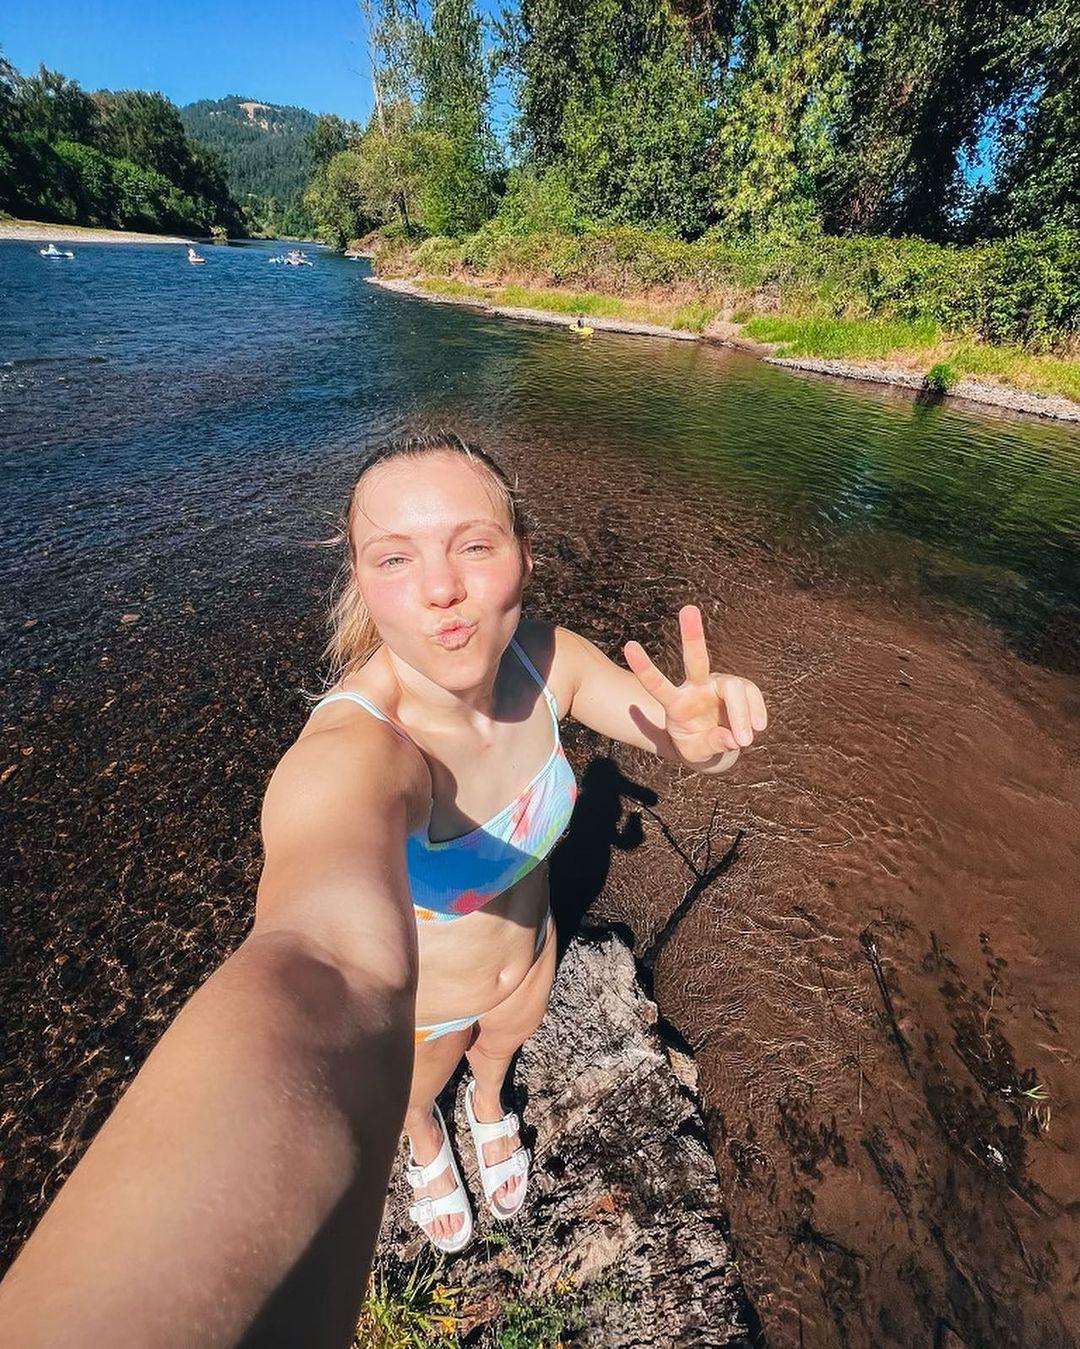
top-left (2, 238), bottom-right (1078, 1345)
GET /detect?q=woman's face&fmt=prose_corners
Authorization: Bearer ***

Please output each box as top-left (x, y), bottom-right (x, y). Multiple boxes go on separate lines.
top-left (351, 452), bottom-right (531, 691)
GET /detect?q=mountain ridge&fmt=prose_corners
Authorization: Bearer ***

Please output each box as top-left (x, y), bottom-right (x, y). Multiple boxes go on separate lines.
top-left (179, 94), bottom-right (318, 237)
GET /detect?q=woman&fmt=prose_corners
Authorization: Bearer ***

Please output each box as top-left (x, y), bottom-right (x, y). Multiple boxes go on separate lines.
top-left (261, 431), bottom-right (767, 1252)
top-left (0, 430), bottom-right (766, 1344)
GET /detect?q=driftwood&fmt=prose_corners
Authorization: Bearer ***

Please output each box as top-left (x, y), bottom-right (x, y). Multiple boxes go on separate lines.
top-left (378, 932), bottom-right (752, 1346)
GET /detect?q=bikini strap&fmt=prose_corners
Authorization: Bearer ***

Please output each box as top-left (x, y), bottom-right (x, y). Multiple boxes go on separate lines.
top-left (509, 636), bottom-right (559, 722)
top-left (308, 691), bottom-right (415, 745)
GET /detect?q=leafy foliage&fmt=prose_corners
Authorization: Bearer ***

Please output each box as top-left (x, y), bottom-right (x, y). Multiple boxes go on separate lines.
top-left (503, 0), bottom-right (716, 236)
top-left (969, 0), bottom-right (1080, 234)
top-left (304, 0), bottom-right (500, 245)
top-left (386, 223), bottom-right (1079, 348)
top-left (0, 58), bottom-right (243, 234)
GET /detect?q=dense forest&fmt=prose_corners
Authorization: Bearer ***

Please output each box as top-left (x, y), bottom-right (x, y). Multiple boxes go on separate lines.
top-left (302, 0), bottom-right (1078, 351)
top-left (307, 0), bottom-right (1079, 243)
top-left (0, 57), bottom-right (244, 236)
top-left (179, 97), bottom-right (317, 238)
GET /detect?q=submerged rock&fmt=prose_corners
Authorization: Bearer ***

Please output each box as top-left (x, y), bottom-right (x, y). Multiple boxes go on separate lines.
top-left (378, 932), bottom-right (751, 1346)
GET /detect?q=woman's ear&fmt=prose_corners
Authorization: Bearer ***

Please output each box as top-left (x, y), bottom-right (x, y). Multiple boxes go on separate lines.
top-left (520, 538), bottom-right (534, 585)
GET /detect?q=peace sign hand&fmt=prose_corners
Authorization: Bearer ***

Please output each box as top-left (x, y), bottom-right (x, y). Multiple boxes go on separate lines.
top-left (623, 605), bottom-right (767, 769)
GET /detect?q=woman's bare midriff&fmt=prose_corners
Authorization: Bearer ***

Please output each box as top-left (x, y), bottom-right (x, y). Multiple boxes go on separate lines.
top-left (413, 860), bottom-right (552, 1022)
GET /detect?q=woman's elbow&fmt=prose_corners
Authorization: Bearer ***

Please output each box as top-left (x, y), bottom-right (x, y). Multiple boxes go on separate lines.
top-left (243, 922), bottom-right (418, 1019)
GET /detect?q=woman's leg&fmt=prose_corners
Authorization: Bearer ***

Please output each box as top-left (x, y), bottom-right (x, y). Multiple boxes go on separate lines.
top-left (404, 1025), bottom-right (475, 1244)
top-left (465, 914), bottom-right (557, 1209)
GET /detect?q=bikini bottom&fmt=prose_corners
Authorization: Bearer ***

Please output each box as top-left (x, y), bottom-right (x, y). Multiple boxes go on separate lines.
top-left (413, 908), bottom-right (551, 1044)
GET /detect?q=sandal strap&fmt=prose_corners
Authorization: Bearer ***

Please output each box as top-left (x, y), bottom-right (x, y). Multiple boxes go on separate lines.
top-left (408, 1188), bottom-right (470, 1224)
top-left (406, 1103), bottom-right (453, 1187)
top-left (479, 1147), bottom-right (529, 1199)
top-left (470, 1110), bottom-right (519, 1144)
top-left (465, 1080), bottom-right (520, 1142)
top-left (406, 1135), bottom-right (453, 1187)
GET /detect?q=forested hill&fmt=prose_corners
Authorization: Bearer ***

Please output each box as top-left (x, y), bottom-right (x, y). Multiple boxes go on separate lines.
top-left (179, 96), bottom-right (317, 236)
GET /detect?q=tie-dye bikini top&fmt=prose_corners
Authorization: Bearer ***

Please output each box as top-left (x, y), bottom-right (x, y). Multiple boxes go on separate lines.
top-left (309, 636), bottom-right (577, 922)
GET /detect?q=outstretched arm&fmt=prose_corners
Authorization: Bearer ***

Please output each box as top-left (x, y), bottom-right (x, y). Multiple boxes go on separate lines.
top-left (560, 605), bottom-right (767, 773)
top-left (0, 718), bottom-right (427, 1349)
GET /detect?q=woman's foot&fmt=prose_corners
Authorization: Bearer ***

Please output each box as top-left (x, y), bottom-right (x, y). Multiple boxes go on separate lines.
top-left (405, 1106), bottom-right (472, 1249)
top-left (470, 1087), bottom-right (525, 1211)
top-left (464, 1078), bottom-right (529, 1218)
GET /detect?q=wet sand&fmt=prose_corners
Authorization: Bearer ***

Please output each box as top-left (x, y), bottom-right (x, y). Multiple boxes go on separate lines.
top-left (2, 420), bottom-right (1078, 1345)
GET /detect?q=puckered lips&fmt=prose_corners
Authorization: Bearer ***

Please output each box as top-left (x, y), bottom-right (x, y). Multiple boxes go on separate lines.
top-left (431, 619), bottom-right (477, 650)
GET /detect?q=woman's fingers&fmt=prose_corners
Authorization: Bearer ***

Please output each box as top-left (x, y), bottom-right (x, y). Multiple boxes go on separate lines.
top-left (747, 681), bottom-right (768, 731)
top-left (678, 605), bottom-right (711, 685)
top-left (624, 640), bottom-right (679, 706)
top-left (709, 724), bottom-right (740, 754)
top-left (715, 676), bottom-right (754, 746)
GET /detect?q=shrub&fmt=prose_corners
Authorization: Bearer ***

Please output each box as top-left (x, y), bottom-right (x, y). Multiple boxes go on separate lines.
top-left (925, 361), bottom-right (960, 391)
top-left (381, 223), bottom-right (1079, 352)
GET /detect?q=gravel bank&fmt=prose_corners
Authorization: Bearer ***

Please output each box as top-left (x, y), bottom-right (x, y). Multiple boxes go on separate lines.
top-left (0, 220), bottom-right (192, 245)
top-left (370, 273), bottom-right (1080, 422)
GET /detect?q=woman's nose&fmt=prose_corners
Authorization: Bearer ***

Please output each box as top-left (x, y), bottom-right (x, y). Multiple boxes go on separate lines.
top-left (422, 558), bottom-right (466, 607)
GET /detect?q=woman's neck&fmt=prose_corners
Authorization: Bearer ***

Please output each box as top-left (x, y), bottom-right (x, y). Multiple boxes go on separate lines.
top-left (384, 648), bottom-right (506, 734)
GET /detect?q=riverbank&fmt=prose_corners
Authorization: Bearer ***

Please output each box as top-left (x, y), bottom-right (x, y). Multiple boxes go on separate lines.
top-left (365, 274), bottom-right (1080, 422)
top-left (0, 219), bottom-right (192, 245)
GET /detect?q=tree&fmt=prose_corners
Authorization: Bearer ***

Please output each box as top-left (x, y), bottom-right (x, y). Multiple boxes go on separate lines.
top-left (308, 112), bottom-right (362, 166)
top-left (708, 0), bottom-right (851, 234)
top-left (12, 64), bottom-right (96, 143)
top-left (93, 89), bottom-right (190, 182)
top-left (815, 0), bottom-right (1046, 239)
top-left (502, 0), bottom-right (717, 236)
top-left (971, 0), bottom-right (1080, 234)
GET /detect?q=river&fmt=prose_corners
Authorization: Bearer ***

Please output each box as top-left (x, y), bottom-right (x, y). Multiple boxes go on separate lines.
top-left (2, 237), bottom-right (1078, 1346)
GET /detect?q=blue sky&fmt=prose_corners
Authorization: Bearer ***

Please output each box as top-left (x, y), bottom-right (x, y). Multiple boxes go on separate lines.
top-left (3, 0), bottom-right (400, 120)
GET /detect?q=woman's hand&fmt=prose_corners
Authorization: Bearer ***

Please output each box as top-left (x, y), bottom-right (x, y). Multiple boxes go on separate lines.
top-left (623, 605), bottom-right (767, 771)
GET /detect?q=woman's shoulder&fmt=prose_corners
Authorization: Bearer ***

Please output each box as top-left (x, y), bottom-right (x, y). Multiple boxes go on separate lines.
top-left (514, 617), bottom-right (583, 720)
top-left (268, 689), bottom-right (431, 835)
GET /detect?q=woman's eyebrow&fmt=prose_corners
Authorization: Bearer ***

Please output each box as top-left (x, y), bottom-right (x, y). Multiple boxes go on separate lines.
top-left (360, 518), bottom-right (508, 554)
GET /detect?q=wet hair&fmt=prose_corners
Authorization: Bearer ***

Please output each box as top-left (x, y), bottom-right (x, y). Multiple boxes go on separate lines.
top-left (322, 432), bottom-right (528, 686)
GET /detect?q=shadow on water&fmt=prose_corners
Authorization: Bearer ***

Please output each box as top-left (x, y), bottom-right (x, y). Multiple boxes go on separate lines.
top-left (549, 756), bottom-right (657, 954)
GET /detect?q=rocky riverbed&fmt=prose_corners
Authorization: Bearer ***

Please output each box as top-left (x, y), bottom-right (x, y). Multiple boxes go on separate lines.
top-left (4, 256), bottom-right (1078, 1346)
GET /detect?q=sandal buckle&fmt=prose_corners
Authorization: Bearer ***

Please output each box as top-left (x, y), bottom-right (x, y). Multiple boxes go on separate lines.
top-left (405, 1163), bottom-right (425, 1187)
top-left (504, 1112), bottom-right (519, 1136)
top-left (409, 1195), bottom-right (434, 1224)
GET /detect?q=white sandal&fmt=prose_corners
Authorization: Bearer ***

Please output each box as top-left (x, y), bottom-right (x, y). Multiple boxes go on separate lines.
top-left (405, 1101), bottom-right (474, 1254)
top-left (464, 1078), bottom-right (530, 1220)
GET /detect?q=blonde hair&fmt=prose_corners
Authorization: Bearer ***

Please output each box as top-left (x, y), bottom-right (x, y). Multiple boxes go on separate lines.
top-left (321, 433), bottom-right (528, 688)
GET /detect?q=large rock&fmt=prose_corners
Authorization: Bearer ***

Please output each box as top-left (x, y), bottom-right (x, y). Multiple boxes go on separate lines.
top-left (378, 932), bottom-right (752, 1346)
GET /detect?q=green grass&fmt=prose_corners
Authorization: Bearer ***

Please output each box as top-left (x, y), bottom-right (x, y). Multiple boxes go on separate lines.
top-left (925, 360), bottom-right (959, 391)
top-left (409, 272), bottom-right (1080, 404)
top-left (947, 341), bottom-right (1080, 402)
top-left (417, 275), bottom-right (719, 332)
top-left (493, 1294), bottom-right (582, 1349)
top-left (741, 314), bottom-right (941, 359)
top-left (353, 1261), bottom-right (461, 1348)
top-left (739, 315), bottom-right (1080, 400)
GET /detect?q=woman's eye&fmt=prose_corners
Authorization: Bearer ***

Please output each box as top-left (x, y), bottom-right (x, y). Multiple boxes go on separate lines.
top-left (379, 556), bottom-right (408, 569)
top-left (463, 543), bottom-right (492, 555)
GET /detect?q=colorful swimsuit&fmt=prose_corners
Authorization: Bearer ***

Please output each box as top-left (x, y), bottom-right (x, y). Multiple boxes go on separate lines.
top-left (309, 636), bottom-right (577, 1040)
